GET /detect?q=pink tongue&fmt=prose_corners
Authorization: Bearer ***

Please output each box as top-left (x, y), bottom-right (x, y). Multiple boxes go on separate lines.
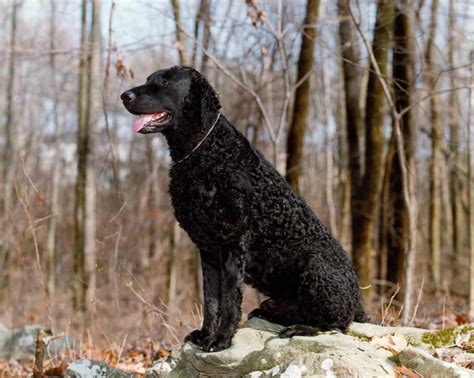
top-left (132, 114), bottom-right (155, 133)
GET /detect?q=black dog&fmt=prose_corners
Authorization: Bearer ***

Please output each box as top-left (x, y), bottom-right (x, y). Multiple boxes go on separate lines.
top-left (121, 66), bottom-right (367, 352)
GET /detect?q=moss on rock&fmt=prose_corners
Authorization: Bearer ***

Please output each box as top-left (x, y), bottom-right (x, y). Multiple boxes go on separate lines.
top-left (347, 331), bottom-right (371, 341)
top-left (421, 326), bottom-right (474, 348)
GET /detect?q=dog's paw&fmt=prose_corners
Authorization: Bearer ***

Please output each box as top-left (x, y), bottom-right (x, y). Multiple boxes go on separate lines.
top-left (247, 308), bottom-right (269, 320)
top-left (200, 333), bottom-right (233, 352)
top-left (278, 325), bottom-right (321, 338)
top-left (184, 329), bottom-right (211, 346)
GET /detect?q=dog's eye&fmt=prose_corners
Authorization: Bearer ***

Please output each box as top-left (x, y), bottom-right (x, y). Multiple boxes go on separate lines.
top-left (162, 79), bottom-right (169, 86)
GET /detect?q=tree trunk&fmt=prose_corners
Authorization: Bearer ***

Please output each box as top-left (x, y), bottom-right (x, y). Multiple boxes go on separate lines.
top-left (200, 0), bottom-right (212, 76)
top-left (192, 0), bottom-right (212, 75)
top-left (378, 135), bottom-right (395, 288)
top-left (171, 0), bottom-right (187, 65)
top-left (166, 221), bottom-right (181, 319)
top-left (144, 139), bottom-right (160, 269)
top-left (0, 1), bottom-right (20, 290)
top-left (425, 0), bottom-right (441, 290)
top-left (353, 0), bottom-right (395, 305)
top-left (1, 1), bottom-right (19, 206)
top-left (337, 0), bottom-right (365, 257)
top-left (73, 0), bottom-right (90, 311)
top-left (337, 84), bottom-right (352, 251)
top-left (386, 0), bottom-right (416, 297)
top-left (468, 50), bottom-right (474, 320)
top-left (46, 0), bottom-right (60, 302)
top-left (448, 0), bottom-right (462, 277)
top-left (168, 0), bottom-right (194, 311)
top-left (285, 0), bottom-right (320, 191)
top-left (322, 57), bottom-right (338, 237)
top-left (85, 0), bottom-right (101, 308)
top-left (73, 0), bottom-right (101, 313)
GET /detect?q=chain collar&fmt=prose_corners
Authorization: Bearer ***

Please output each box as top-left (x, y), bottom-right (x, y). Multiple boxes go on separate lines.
top-left (173, 112), bottom-right (221, 165)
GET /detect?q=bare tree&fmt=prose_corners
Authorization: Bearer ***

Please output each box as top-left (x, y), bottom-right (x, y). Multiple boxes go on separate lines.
top-left (468, 50), bottom-right (474, 319)
top-left (337, 0), bottom-right (364, 254)
top-left (285, 0), bottom-right (320, 191)
top-left (171, 0), bottom-right (187, 65)
top-left (386, 0), bottom-right (416, 296)
top-left (192, 0), bottom-right (212, 75)
top-left (168, 0), bottom-right (186, 312)
top-left (425, 0), bottom-right (441, 289)
top-left (46, 0), bottom-right (61, 301)
top-left (447, 0), bottom-right (462, 275)
top-left (73, 0), bottom-right (101, 313)
top-left (352, 0), bottom-right (395, 304)
top-left (348, 0), bottom-right (417, 324)
top-left (0, 0), bottom-right (21, 289)
top-left (73, 0), bottom-right (90, 311)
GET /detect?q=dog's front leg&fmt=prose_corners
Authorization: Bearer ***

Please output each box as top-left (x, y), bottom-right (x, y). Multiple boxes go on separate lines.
top-left (200, 244), bottom-right (244, 352)
top-left (185, 258), bottom-right (221, 346)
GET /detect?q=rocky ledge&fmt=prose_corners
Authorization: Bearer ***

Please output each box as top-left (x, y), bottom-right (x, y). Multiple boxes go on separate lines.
top-left (65, 318), bottom-right (474, 377)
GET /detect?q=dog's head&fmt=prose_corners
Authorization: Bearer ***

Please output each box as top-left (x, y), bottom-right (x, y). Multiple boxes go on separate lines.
top-left (121, 66), bottom-right (220, 135)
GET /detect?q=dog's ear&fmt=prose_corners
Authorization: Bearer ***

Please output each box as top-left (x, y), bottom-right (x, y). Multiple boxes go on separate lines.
top-left (184, 69), bottom-right (221, 130)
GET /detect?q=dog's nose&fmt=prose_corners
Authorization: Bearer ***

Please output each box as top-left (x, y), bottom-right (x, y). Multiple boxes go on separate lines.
top-left (121, 90), bottom-right (136, 104)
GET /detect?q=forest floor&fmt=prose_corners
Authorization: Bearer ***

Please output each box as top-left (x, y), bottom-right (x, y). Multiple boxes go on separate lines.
top-left (0, 277), bottom-right (471, 376)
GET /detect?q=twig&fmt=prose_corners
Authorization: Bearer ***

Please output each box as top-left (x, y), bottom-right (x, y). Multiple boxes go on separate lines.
top-left (381, 285), bottom-right (400, 326)
top-left (409, 278), bottom-right (425, 327)
top-left (15, 183), bottom-right (51, 321)
top-left (116, 333), bottom-right (128, 365)
top-left (20, 154), bottom-right (39, 195)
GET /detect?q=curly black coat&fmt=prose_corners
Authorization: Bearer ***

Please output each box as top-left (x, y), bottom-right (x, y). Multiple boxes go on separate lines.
top-left (121, 66), bottom-right (367, 352)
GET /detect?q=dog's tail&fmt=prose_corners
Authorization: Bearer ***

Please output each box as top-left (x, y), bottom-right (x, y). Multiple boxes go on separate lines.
top-left (354, 301), bottom-right (370, 323)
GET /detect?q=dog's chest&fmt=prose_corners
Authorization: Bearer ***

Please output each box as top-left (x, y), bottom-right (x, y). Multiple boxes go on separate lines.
top-left (169, 169), bottom-right (239, 242)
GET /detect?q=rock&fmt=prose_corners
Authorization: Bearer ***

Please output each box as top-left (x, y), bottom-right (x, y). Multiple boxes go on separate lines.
top-left (0, 322), bottom-right (75, 360)
top-left (150, 318), bottom-right (396, 377)
top-left (65, 359), bottom-right (131, 378)
top-left (148, 318), bottom-right (474, 377)
top-left (399, 347), bottom-right (474, 377)
top-left (350, 321), bottom-right (429, 344)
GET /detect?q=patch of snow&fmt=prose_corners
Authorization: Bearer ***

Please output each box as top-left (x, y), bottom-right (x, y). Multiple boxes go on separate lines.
top-left (249, 371), bottom-right (263, 378)
top-left (321, 359), bottom-right (333, 370)
top-left (67, 360), bottom-right (110, 377)
top-left (321, 358), bottom-right (335, 378)
top-left (281, 364), bottom-right (307, 378)
top-left (151, 361), bottom-right (173, 374)
top-left (260, 358), bottom-right (268, 364)
top-left (67, 360), bottom-right (97, 377)
top-left (275, 352), bottom-right (282, 359)
top-left (270, 365), bottom-right (280, 376)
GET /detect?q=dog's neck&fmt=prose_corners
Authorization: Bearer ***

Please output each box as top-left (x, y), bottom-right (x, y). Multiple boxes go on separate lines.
top-left (163, 110), bottom-right (221, 163)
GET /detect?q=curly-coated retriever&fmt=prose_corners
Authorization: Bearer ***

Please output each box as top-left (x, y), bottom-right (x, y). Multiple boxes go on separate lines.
top-left (121, 66), bottom-right (367, 352)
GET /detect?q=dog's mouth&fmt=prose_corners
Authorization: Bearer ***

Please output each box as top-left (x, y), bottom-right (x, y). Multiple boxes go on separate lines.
top-left (132, 112), bottom-right (173, 133)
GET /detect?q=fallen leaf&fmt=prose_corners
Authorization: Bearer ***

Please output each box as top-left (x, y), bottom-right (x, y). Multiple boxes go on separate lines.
top-left (455, 333), bottom-right (471, 347)
top-left (395, 365), bottom-right (422, 378)
top-left (371, 334), bottom-right (408, 354)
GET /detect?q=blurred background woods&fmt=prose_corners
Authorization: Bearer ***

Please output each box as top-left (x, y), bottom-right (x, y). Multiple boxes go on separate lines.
top-left (0, 0), bottom-right (473, 350)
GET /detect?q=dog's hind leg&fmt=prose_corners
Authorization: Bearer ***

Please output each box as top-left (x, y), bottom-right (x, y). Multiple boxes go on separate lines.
top-left (247, 299), bottom-right (280, 322)
top-left (248, 298), bottom-right (301, 326)
top-left (278, 324), bottom-right (345, 338)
